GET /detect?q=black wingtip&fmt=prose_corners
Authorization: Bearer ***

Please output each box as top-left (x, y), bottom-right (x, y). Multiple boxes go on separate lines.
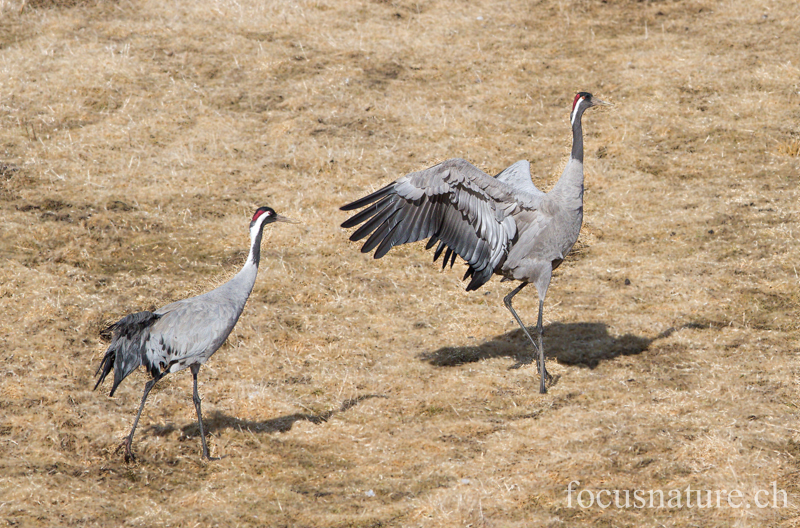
top-left (433, 241), bottom-right (446, 263)
top-left (340, 198), bottom-right (388, 229)
top-left (465, 269), bottom-right (490, 291)
top-left (463, 267), bottom-right (475, 281)
top-left (340, 200), bottom-right (363, 212)
top-left (108, 378), bottom-right (124, 397)
top-left (340, 200), bottom-right (366, 212)
top-left (340, 184), bottom-right (394, 211)
top-left (441, 248), bottom-right (452, 270)
top-left (465, 280), bottom-right (481, 292)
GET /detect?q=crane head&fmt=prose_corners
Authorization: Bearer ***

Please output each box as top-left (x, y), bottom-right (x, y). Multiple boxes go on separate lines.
top-left (573, 92), bottom-right (608, 108)
top-left (250, 206), bottom-right (299, 230)
top-left (571, 92), bottom-right (609, 125)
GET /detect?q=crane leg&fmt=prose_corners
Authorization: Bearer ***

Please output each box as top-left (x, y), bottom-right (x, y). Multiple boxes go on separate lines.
top-left (503, 283), bottom-right (550, 394)
top-left (535, 299), bottom-right (550, 394)
top-left (190, 364), bottom-right (218, 461)
top-left (122, 375), bottom-right (160, 462)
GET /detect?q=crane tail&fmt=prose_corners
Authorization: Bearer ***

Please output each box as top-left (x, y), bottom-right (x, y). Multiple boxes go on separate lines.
top-left (93, 311), bottom-right (161, 396)
top-left (93, 348), bottom-right (115, 391)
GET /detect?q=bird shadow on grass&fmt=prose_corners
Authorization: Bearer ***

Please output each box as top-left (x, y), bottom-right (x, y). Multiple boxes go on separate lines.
top-left (146, 394), bottom-right (388, 440)
top-left (418, 322), bottom-right (701, 370)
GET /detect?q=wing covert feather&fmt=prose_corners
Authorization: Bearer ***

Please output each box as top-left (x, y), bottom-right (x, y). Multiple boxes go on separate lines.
top-left (147, 299), bottom-right (239, 371)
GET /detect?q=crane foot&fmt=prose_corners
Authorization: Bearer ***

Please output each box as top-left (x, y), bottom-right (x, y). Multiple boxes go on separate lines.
top-left (115, 439), bottom-right (137, 463)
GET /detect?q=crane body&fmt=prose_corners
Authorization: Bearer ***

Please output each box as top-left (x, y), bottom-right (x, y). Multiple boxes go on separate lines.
top-left (341, 93), bottom-right (607, 393)
top-left (94, 206), bottom-right (297, 461)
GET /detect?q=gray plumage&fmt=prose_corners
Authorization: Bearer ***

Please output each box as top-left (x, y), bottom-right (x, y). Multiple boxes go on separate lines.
top-left (341, 92), bottom-right (607, 394)
top-left (94, 206), bottom-right (297, 461)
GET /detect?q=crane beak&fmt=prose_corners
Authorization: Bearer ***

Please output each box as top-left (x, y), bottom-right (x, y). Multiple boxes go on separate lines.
top-left (274, 214), bottom-right (300, 224)
top-left (593, 98), bottom-right (612, 107)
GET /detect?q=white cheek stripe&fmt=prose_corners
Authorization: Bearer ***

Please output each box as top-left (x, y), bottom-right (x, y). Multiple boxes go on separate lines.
top-left (570, 98), bottom-right (584, 125)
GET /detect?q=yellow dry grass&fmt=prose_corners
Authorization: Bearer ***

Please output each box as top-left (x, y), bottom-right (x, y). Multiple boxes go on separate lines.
top-left (1, 0), bottom-right (799, 526)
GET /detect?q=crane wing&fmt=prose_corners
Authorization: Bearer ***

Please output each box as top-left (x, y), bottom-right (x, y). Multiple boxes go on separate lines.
top-left (494, 160), bottom-right (544, 196)
top-left (145, 296), bottom-right (240, 375)
top-left (341, 158), bottom-right (539, 291)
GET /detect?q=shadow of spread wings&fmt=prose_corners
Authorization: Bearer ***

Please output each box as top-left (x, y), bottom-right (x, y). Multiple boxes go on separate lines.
top-left (341, 158), bottom-right (544, 291)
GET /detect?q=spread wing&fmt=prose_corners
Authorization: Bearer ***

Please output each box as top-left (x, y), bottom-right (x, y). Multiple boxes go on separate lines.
top-left (340, 158), bottom-right (543, 291)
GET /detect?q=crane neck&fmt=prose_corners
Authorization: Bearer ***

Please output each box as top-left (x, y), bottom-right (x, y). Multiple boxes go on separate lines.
top-left (199, 219), bottom-right (269, 320)
top-left (245, 224), bottom-right (265, 270)
top-left (569, 109), bottom-right (585, 164)
top-left (220, 224), bottom-right (263, 309)
top-left (551, 106), bottom-right (587, 204)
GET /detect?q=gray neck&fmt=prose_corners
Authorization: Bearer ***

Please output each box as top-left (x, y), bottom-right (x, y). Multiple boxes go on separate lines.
top-left (248, 227), bottom-right (264, 269)
top-left (570, 110), bottom-right (585, 163)
top-left (551, 107), bottom-right (586, 203)
top-left (215, 225), bottom-right (264, 314)
top-left (236, 224), bottom-right (265, 289)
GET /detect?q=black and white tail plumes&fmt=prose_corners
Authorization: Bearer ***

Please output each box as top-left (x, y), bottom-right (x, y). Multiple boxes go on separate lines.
top-left (341, 92), bottom-right (607, 394)
top-left (94, 311), bottom-right (163, 395)
top-left (94, 206), bottom-right (297, 461)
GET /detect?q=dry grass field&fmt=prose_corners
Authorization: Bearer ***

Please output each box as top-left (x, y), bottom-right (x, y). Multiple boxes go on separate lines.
top-left (1, 0), bottom-right (799, 525)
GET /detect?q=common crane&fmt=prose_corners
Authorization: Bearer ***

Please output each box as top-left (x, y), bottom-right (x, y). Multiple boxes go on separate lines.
top-left (340, 92), bottom-right (607, 393)
top-left (94, 206), bottom-right (297, 461)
